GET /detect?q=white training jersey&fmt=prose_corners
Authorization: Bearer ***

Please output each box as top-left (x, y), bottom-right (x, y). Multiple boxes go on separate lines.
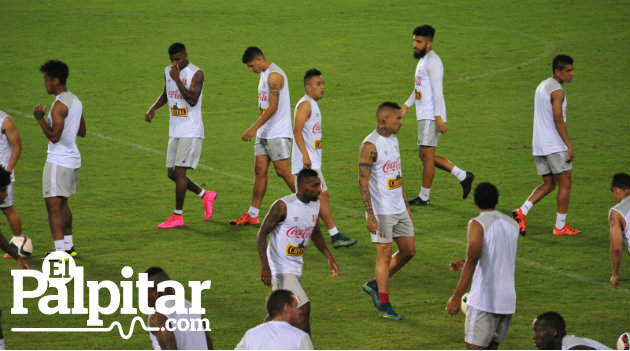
top-left (165, 63), bottom-right (204, 139)
top-left (562, 334), bottom-right (611, 350)
top-left (257, 63), bottom-right (292, 139)
top-left (361, 130), bottom-right (406, 215)
top-left (467, 210), bottom-right (519, 314)
top-left (404, 50), bottom-right (447, 122)
top-left (267, 194), bottom-right (320, 276)
top-left (291, 95), bottom-right (322, 174)
top-left (46, 92), bottom-right (82, 169)
top-left (0, 112), bottom-right (15, 182)
top-left (148, 299), bottom-right (208, 350)
top-left (532, 77), bottom-right (567, 156)
top-left (234, 320), bottom-right (314, 350)
top-left (611, 196), bottom-right (630, 254)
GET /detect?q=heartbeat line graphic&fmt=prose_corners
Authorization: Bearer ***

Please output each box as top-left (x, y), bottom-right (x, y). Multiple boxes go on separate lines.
top-left (12, 316), bottom-right (158, 339)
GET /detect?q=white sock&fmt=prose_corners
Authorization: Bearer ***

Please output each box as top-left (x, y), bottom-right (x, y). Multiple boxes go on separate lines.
top-left (451, 166), bottom-right (467, 181)
top-left (173, 209), bottom-right (183, 215)
top-left (54, 239), bottom-right (65, 252)
top-left (521, 201), bottom-right (534, 215)
top-left (248, 207), bottom-right (259, 218)
top-left (328, 227), bottom-right (339, 236)
top-left (198, 189), bottom-right (206, 198)
top-left (64, 235), bottom-right (73, 250)
top-left (555, 213), bottom-right (567, 229)
top-left (419, 187), bottom-right (431, 201)
top-left (0, 338), bottom-right (6, 350)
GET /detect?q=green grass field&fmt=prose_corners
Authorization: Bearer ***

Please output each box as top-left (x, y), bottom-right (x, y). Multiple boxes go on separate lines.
top-left (0, 0), bottom-right (629, 349)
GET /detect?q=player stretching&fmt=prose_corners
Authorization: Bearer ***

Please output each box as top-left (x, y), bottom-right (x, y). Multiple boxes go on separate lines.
top-left (256, 168), bottom-right (339, 334)
top-left (608, 172), bottom-right (630, 289)
top-left (401, 25), bottom-right (474, 206)
top-left (231, 47), bottom-right (295, 226)
top-left (145, 43), bottom-right (216, 228)
top-left (359, 102), bottom-right (415, 321)
top-left (33, 60), bottom-right (86, 257)
top-left (292, 69), bottom-right (357, 248)
top-left (0, 110), bottom-right (24, 258)
top-left (512, 55), bottom-right (579, 236)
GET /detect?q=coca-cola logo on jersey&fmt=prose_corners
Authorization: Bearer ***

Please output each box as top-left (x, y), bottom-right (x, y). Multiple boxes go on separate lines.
top-left (286, 226), bottom-right (314, 239)
top-left (312, 122), bottom-right (321, 134)
top-left (415, 75), bottom-right (422, 86)
top-left (382, 157), bottom-right (401, 173)
top-left (168, 89), bottom-right (183, 100)
top-left (258, 91), bottom-right (268, 102)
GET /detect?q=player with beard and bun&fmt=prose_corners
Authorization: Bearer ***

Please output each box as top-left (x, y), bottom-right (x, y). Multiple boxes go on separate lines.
top-left (256, 168), bottom-right (339, 335)
top-left (401, 25), bottom-right (474, 206)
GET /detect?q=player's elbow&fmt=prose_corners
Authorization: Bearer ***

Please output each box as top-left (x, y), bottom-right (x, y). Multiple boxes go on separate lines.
top-left (49, 136), bottom-right (61, 143)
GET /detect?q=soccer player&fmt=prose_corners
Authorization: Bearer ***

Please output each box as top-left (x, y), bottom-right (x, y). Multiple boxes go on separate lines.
top-left (292, 68), bottom-right (357, 248)
top-left (231, 47), bottom-right (295, 226)
top-left (532, 312), bottom-right (611, 350)
top-left (608, 172), bottom-right (630, 289)
top-left (145, 267), bottom-right (213, 350)
top-left (359, 102), bottom-right (415, 321)
top-left (235, 290), bottom-right (313, 350)
top-left (401, 25), bottom-right (474, 206)
top-left (145, 42), bottom-right (216, 229)
top-left (33, 60), bottom-right (86, 257)
top-left (256, 168), bottom-right (339, 334)
top-left (446, 182), bottom-right (519, 350)
top-left (0, 110), bottom-right (23, 258)
top-left (512, 55), bottom-right (579, 236)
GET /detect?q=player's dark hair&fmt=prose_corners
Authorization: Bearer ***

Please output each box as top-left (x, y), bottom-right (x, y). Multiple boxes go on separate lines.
top-left (413, 25), bottom-right (435, 39)
top-left (39, 60), bottom-right (69, 85)
top-left (611, 173), bottom-right (630, 190)
top-left (144, 266), bottom-right (174, 294)
top-left (536, 311), bottom-right (566, 336)
top-left (376, 101), bottom-right (401, 117)
top-left (297, 168), bottom-right (319, 187)
top-left (473, 182), bottom-right (499, 209)
top-left (266, 289), bottom-right (295, 319)
top-left (304, 68), bottom-right (322, 85)
top-left (242, 46), bottom-right (264, 63)
top-left (0, 165), bottom-right (10, 190)
top-left (552, 54), bottom-right (573, 73)
top-left (168, 43), bottom-right (186, 55)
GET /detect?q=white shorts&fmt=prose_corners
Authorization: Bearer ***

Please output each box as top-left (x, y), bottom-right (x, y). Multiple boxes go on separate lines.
top-left (43, 162), bottom-right (80, 198)
top-left (534, 151), bottom-right (572, 175)
top-left (371, 211), bottom-right (415, 244)
top-left (417, 120), bottom-right (441, 147)
top-left (465, 306), bottom-right (512, 347)
top-left (254, 137), bottom-right (291, 161)
top-left (0, 182), bottom-right (14, 208)
top-left (272, 273), bottom-right (309, 308)
top-left (166, 137), bottom-right (202, 169)
top-left (293, 168), bottom-right (327, 192)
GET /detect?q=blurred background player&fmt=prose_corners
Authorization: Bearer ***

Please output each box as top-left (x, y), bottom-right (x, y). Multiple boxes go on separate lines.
top-left (231, 47), bottom-right (295, 226)
top-left (145, 267), bottom-right (213, 350)
top-left (291, 68), bottom-right (357, 248)
top-left (145, 42), bottom-right (216, 229)
top-left (608, 172), bottom-right (630, 288)
top-left (512, 55), bottom-right (579, 236)
top-left (359, 102), bottom-right (415, 321)
top-left (447, 182), bottom-right (519, 350)
top-left (235, 290), bottom-right (313, 350)
top-left (532, 312), bottom-right (611, 350)
top-left (0, 110), bottom-right (23, 258)
top-left (256, 168), bottom-right (339, 334)
top-left (33, 60), bottom-right (86, 257)
top-left (401, 25), bottom-right (474, 206)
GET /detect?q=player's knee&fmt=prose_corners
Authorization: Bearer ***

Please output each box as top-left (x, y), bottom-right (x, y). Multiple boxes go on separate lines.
top-left (167, 168), bottom-right (176, 180)
top-left (402, 247), bottom-right (416, 261)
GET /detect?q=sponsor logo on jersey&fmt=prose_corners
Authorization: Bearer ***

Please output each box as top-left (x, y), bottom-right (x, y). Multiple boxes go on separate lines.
top-left (168, 89), bottom-right (184, 100)
top-left (259, 107), bottom-right (267, 116)
top-left (382, 157), bottom-right (401, 173)
top-left (258, 91), bottom-right (268, 103)
top-left (312, 122), bottom-right (321, 134)
top-left (170, 105), bottom-right (188, 117)
top-left (314, 139), bottom-right (322, 149)
top-left (286, 242), bottom-right (306, 256)
top-left (286, 226), bottom-right (314, 239)
top-left (415, 75), bottom-right (422, 86)
top-left (182, 78), bottom-right (188, 86)
top-left (387, 176), bottom-right (403, 190)
top-left (415, 89), bottom-right (422, 101)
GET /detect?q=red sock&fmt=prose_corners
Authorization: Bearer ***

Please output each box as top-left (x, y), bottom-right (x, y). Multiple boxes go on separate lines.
top-left (379, 292), bottom-right (389, 304)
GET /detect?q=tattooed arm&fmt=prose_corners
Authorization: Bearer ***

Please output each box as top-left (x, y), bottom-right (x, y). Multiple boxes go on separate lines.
top-left (256, 199), bottom-right (287, 286)
top-left (358, 141), bottom-right (379, 234)
top-left (242, 72), bottom-right (284, 141)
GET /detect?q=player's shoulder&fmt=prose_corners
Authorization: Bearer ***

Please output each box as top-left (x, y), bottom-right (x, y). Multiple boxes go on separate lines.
top-left (280, 193), bottom-right (298, 205)
top-left (363, 130), bottom-right (380, 144)
top-left (187, 63), bottom-right (202, 73)
top-left (613, 196), bottom-right (630, 213)
top-left (541, 77), bottom-right (563, 95)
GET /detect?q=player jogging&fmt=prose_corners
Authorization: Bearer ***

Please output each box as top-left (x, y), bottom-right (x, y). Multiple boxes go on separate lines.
top-left (292, 68), bottom-right (357, 248)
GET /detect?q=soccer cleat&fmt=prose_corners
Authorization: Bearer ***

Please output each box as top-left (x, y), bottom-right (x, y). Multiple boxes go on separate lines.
top-left (4, 253), bottom-right (12, 258)
top-left (379, 303), bottom-right (403, 321)
top-left (229, 212), bottom-right (259, 226)
top-left (66, 246), bottom-right (78, 257)
top-left (553, 224), bottom-right (581, 236)
top-left (331, 233), bottom-right (358, 248)
top-left (511, 208), bottom-right (527, 236)
top-left (157, 214), bottom-right (185, 228)
top-left (202, 190), bottom-right (217, 220)
top-left (408, 196), bottom-right (430, 206)
top-left (362, 280), bottom-right (380, 309)
top-left (42, 251), bottom-right (70, 261)
top-left (460, 172), bottom-right (475, 199)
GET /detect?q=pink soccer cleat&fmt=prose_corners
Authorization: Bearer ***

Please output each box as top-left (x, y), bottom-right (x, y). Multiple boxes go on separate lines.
top-left (158, 214), bottom-right (184, 228)
top-left (203, 190), bottom-right (217, 221)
